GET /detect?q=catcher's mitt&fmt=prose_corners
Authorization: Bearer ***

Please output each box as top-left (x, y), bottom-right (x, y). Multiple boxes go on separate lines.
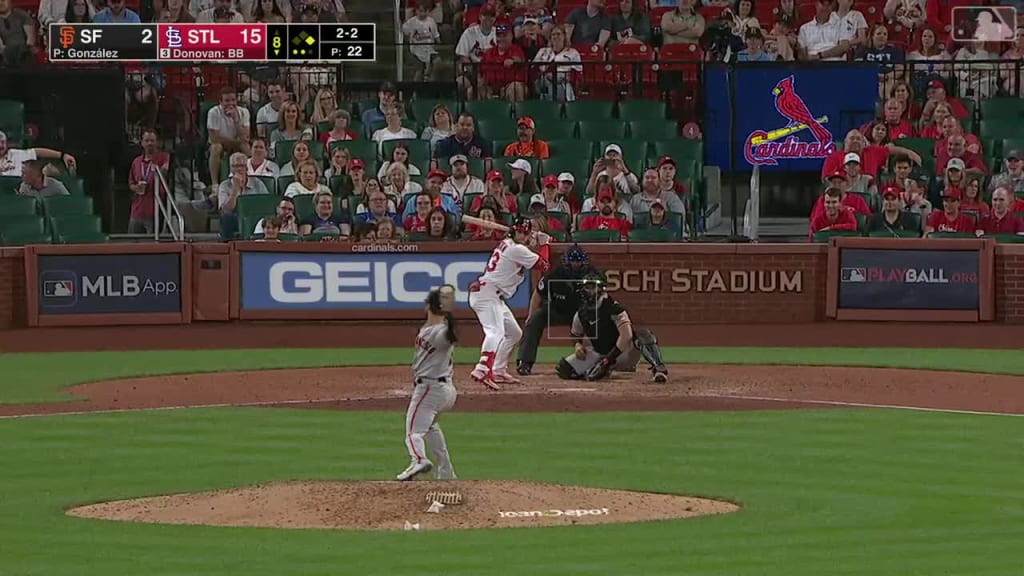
top-left (585, 356), bottom-right (613, 381)
top-left (437, 284), bottom-right (456, 312)
top-left (424, 490), bottom-right (463, 505)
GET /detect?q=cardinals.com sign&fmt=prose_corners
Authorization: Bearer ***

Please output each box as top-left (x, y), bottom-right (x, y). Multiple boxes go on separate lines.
top-left (703, 64), bottom-right (880, 171)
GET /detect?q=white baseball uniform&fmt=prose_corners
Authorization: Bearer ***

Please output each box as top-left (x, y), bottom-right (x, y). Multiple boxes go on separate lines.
top-left (469, 238), bottom-right (548, 376)
top-left (406, 321), bottom-right (457, 479)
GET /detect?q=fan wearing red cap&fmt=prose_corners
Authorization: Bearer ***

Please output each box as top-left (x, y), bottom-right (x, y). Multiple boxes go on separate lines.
top-left (470, 170), bottom-right (518, 215)
top-left (503, 117), bottom-right (550, 159)
top-left (921, 76), bottom-right (970, 120)
top-left (579, 187), bottom-right (632, 240)
top-left (402, 168), bottom-right (461, 219)
top-left (809, 169), bottom-right (870, 223)
top-left (924, 186), bottom-right (977, 236)
top-left (808, 187), bottom-right (858, 240)
top-left (656, 156), bottom-right (691, 197)
top-left (479, 19), bottom-right (528, 101)
top-left (868, 185), bottom-right (919, 235)
top-left (541, 174), bottom-right (572, 214)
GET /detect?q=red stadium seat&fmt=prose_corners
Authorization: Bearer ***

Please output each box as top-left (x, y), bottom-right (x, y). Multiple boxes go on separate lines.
top-left (464, 5), bottom-right (482, 26)
top-left (887, 21), bottom-right (911, 49)
top-left (609, 42), bottom-right (658, 99)
top-left (649, 6), bottom-right (673, 29)
top-left (658, 43), bottom-right (702, 119)
top-left (698, 5), bottom-right (726, 22)
top-left (573, 43), bottom-right (615, 99)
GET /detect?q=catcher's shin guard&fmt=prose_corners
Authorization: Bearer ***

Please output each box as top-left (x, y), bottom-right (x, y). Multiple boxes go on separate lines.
top-left (633, 328), bottom-right (667, 372)
top-left (556, 358), bottom-right (582, 380)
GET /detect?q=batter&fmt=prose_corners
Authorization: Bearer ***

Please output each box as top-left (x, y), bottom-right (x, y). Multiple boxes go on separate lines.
top-left (397, 285), bottom-right (460, 482)
top-left (468, 216), bottom-right (551, 390)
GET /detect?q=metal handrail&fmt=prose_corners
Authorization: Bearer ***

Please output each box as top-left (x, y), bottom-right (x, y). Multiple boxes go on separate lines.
top-left (153, 168), bottom-right (184, 241)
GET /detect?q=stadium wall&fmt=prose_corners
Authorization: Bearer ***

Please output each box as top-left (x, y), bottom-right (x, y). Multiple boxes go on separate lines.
top-left (0, 243), bottom-right (1022, 329)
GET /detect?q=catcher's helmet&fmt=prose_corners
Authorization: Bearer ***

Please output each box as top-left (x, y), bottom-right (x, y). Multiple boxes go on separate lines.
top-left (508, 215), bottom-right (533, 237)
top-left (577, 273), bottom-right (606, 308)
top-left (562, 243), bottom-right (589, 268)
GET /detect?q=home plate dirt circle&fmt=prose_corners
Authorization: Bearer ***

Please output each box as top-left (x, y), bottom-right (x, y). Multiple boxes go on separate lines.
top-left (66, 481), bottom-right (739, 531)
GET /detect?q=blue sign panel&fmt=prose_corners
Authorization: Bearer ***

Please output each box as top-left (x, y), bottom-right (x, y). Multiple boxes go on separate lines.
top-left (37, 253), bottom-right (182, 315)
top-left (838, 249), bottom-right (980, 310)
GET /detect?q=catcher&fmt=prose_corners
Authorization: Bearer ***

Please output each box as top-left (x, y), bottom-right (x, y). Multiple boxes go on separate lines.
top-left (555, 274), bottom-right (669, 383)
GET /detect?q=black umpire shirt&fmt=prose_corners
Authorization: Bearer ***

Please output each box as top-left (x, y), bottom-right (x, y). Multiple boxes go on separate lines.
top-left (537, 265), bottom-right (606, 318)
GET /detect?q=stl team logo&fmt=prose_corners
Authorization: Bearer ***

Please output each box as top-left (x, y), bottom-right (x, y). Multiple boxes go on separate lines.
top-left (744, 75), bottom-right (836, 167)
top-left (165, 26), bottom-right (183, 48)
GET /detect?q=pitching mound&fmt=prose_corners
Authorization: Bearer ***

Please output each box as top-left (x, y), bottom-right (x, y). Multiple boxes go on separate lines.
top-left (66, 480), bottom-right (738, 531)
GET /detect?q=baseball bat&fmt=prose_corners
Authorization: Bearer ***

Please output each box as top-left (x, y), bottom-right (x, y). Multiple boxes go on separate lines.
top-left (462, 214), bottom-right (509, 233)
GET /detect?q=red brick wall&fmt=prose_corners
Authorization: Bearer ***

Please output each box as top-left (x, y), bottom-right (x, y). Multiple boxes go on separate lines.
top-left (995, 245), bottom-right (1024, 323)
top-left (0, 248), bottom-right (26, 329)
top-left (552, 244), bottom-right (829, 324)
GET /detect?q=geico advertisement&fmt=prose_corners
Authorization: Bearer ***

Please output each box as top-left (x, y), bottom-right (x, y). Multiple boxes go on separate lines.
top-left (239, 252), bottom-right (531, 310)
top-left (37, 253), bottom-right (182, 315)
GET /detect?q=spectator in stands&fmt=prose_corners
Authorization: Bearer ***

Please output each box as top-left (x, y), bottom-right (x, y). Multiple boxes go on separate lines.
top-left (765, 19), bottom-right (796, 61)
top-left (579, 187), bottom-right (631, 239)
top-left (472, 170), bottom-right (517, 214)
top-left (41, 0), bottom-right (94, 25)
top-left (977, 187), bottom-right (1024, 235)
top-left (918, 101), bottom-right (951, 139)
top-left (324, 146), bottom-right (350, 179)
top-left (631, 168), bottom-right (685, 214)
top-left (533, 25), bottom-right (583, 102)
top-left (961, 176), bottom-right (989, 218)
top-left (356, 177), bottom-right (398, 214)
top-left (883, 0), bottom-right (924, 30)
top-left (207, 87), bottom-right (251, 188)
top-left (933, 116), bottom-right (981, 156)
top-left (587, 144), bottom-right (639, 196)
top-left (440, 154), bottom-right (484, 203)
top-left (385, 162), bottom-right (423, 206)
top-left (797, 0), bottom-right (847, 61)
top-left (256, 217), bottom-right (283, 241)
top-left (361, 82), bottom-right (398, 139)
top-left (420, 104), bottom-right (455, 153)
top-left (403, 168), bottom-right (459, 217)
top-left (902, 169), bottom-right (932, 219)
top-left (320, 110), bottom-right (359, 148)
top-left (402, 0), bottom-right (441, 80)
top-left (611, 0), bottom-right (651, 45)
top-left (661, 0), bottom-right (705, 45)
top-left (372, 104), bottom-right (418, 153)
top-left (0, 0), bottom-right (37, 66)
top-left (889, 82), bottom-right (920, 121)
top-left (814, 168), bottom-right (870, 217)
top-left (426, 207), bottom-right (453, 239)
top-left (269, 101), bottom-right (313, 159)
top-left (999, 25), bottom-right (1024, 94)
top-left (300, 191), bottom-right (350, 237)
top-left (245, 138), bottom-right (279, 177)
top-left (527, 194), bottom-right (567, 233)
top-left (285, 159), bottom-right (330, 197)
top-left (941, 156), bottom-right (965, 189)
top-left (557, 171), bottom-right (580, 211)
top-left (17, 160), bottom-right (70, 197)
top-left (808, 187), bottom-right (858, 239)
top-left (567, 0), bottom-right (613, 47)
top-left (907, 27), bottom-right (951, 77)
top-left (540, 174), bottom-right (571, 213)
top-left (158, 0), bottom-right (196, 21)
top-left (403, 192), bottom-right (433, 232)
top-left (353, 222), bottom-right (378, 242)
top-left (198, 0), bottom-right (243, 21)
top-left (435, 112), bottom-right (492, 159)
top-left (842, 154), bottom-right (878, 197)
top-left (737, 28), bottom-right (775, 61)
top-left (378, 143), bottom-right (422, 180)
top-left (727, 0), bottom-right (760, 38)
top-left (218, 152), bottom-right (269, 239)
top-left (375, 217), bottom-right (398, 240)
top-left (357, 188), bottom-right (403, 228)
top-left (880, 98), bottom-right (914, 139)
top-left (869, 185), bottom-right (917, 234)
top-left (989, 150), bottom-right (1024, 196)
top-left (252, 0), bottom-right (286, 22)
top-left (507, 158), bottom-right (539, 197)
top-left (254, 197), bottom-right (299, 235)
top-left (773, 0), bottom-right (800, 28)
top-left (516, 17), bottom-right (547, 61)
top-left (455, 3), bottom-right (497, 99)
top-left (93, 0), bottom-right (140, 21)
top-left (479, 21), bottom-right (528, 101)
top-left (279, 140), bottom-right (316, 177)
top-left (821, 129), bottom-right (920, 180)
top-left (836, 0), bottom-right (867, 47)
top-left (937, 136), bottom-right (986, 175)
top-left (310, 88), bottom-right (338, 126)
top-left (296, 0), bottom-right (343, 23)
top-left (255, 80), bottom-right (285, 139)
top-left (646, 198), bottom-right (681, 236)
top-left (127, 128), bottom-right (170, 234)
top-left (503, 117), bottom-right (549, 159)
top-left (921, 77), bottom-right (967, 120)
top-left (515, 0), bottom-right (553, 38)
top-left (0, 130), bottom-right (77, 177)
top-left (864, 120), bottom-right (889, 146)
top-left (855, 24), bottom-right (905, 95)
top-left (890, 153), bottom-right (912, 184)
top-left (924, 187), bottom-right (975, 236)
top-left (466, 206), bottom-right (503, 240)
top-left (953, 40), bottom-right (1000, 100)
top-left (581, 179), bottom-right (633, 222)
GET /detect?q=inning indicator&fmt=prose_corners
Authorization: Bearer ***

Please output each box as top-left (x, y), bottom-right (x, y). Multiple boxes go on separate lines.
top-left (48, 23), bottom-right (376, 62)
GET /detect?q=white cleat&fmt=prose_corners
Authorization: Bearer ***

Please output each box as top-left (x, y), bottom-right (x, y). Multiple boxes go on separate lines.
top-left (397, 460), bottom-right (433, 481)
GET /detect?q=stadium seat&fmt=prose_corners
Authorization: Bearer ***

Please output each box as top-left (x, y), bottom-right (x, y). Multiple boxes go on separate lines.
top-left (49, 214), bottom-right (101, 240)
top-left (628, 228), bottom-right (675, 242)
top-left (565, 100), bottom-right (615, 121)
top-left (547, 139), bottom-right (594, 160)
top-left (277, 175), bottom-right (296, 191)
top-left (929, 232), bottom-right (977, 239)
top-left (535, 119), bottom-right (577, 141)
top-left (993, 234), bottom-right (1024, 243)
top-left (237, 195), bottom-right (281, 221)
top-left (476, 118), bottom-right (517, 142)
top-left (628, 120), bottom-right (677, 140)
top-left (868, 230), bottom-right (920, 238)
top-left (41, 195), bottom-right (93, 217)
top-left (896, 137), bottom-right (936, 160)
top-left (541, 156), bottom-right (591, 182)
top-left (331, 139), bottom-right (378, 162)
top-left (0, 195), bottom-right (37, 215)
top-left (463, 192), bottom-right (482, 214)
top-left (292, 194), bottom-right (315, 220)
top-left (981, 97), bottom-right (1024, 121)
top-left (0, 215), bottom-right (47, 245)
top-left (633, 211), bottom-right (684, 238)
top-left (464, 100), bottom-right (514, 121)
top-left (652, 139), bottom-right (704, 162)
top-left (404, 231), bottom-right (432, 241)
top-left (254, 175), bottom-right (277, 195)
top-left (516, 100), bottom-right (563, 123)
top-left (549, 211), bottom-right (571, 231)
top-left (382, 139), bottom-right (432, 167)
top-left (578, 120), bottom-right (627, 141)
top-left (58, 232), bottom-right (109, 244)
top-left (0, 100), bottom-right (25, 145)
top-left (410, 99), bottom-right (459, 123)
top-left (618, 99), bottom-right (667, 121)
top-left (467, 157), bottom-right (488, 178)
top-left (0, 176), bottom-right (22, 195)
top-left (812, 229), bottom-right (861, 242)
top-left (572, 229), bottom-right (621, 242)
top-left (979, 120), bottom-right (1022, 141)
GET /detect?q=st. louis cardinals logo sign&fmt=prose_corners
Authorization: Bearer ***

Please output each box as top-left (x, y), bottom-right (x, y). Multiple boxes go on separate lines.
top-left (744, 75), bottom-right (836, 167)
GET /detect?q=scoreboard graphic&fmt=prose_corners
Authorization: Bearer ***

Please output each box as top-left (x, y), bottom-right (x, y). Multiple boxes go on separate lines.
top-left (48, 23), bottom-right (375, 62)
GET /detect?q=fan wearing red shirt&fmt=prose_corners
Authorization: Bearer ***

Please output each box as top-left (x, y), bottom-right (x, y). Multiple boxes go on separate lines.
top-left (925, 188), bottom-right (976, 236)
top-left (808, 187), bottom-right (858, 240)
top-left (471, 170), bottom-right (519, 215)
top-left (403, 192), bottom-right (433, 232)
top-left (579, 187), bottom-right (631, 239)
top-left (977, 187), bottom-right (1024, 236)
top-left (882, 98), bottom-right (915, 140)
top-left (936, 135), bottom-right (988, 174)
top-left (811, 168), bottom-right (872, 221)
top-left (821, 129), bottom-right (921, 180)
top-left (922, 78), bottom-right (970, 120)
top-left (479, 21), bottom-right (528, 101)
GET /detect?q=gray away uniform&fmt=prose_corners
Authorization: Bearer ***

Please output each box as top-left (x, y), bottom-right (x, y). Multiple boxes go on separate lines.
top-left (406, 322), bottom-right (458, 479)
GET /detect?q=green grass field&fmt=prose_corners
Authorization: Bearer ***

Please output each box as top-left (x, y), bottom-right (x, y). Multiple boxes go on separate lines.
top-left (0, 347), bottom-right (1022, 575)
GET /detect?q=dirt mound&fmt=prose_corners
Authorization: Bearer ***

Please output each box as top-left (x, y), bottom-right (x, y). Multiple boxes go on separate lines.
top-left (66, 480), bottom-right (738, 531)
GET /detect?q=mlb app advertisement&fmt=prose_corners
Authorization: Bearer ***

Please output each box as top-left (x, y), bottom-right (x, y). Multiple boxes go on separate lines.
top-left (37, 253), bottom-right (182, 315)
top-left (838, 249), bottom-right (980, 310)
top-left (239, 252), bottom-right (531, 311)
top-left (703, 64), bottom-right (879, 171)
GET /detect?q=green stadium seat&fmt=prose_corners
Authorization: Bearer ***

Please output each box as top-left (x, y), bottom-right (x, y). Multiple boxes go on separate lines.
top-left (57, 175), bottom-right (86, 197)
top-left (0, 176), bottom-right (22, 195)
top-left (600, 140), bottom-right (647, 164)
top-left (2, 230), bottom-right (51, 245)
top-left (355, 98), bottom-right (379, 116)
top-left (293, 194), bottom-right (315, 220)
top-left (330, 139), bottom-right (378, 161)
top-left (516, 100), bottom-right (563, 123)
top-left (929, 232), bottom-right (977, 239)
top-left (58, 231), bottom-right (108, 244)
top-left (633, 211), bottom-right (684, 239)
top-left (652, 139), bottom-right (704, 162)
top-left (50, 214), bottom-right (101, 239)
top-left (565, 100), bottom-right (615, 121)
top-left (476, 118), bottom-right (517, 142)
top-left (893, 137), bottom-right (935, 159)
top-left (979, 120), bottom-right (1024, 141)
top-left (541, 156), bottom-right (591, 183)
top-left (1, 215), bottom-right (46, 238)
top-left (236, 194), bottom-right (281, 220)
top-left (628, 228), bottom-right (676, 242)
top-left (381, 139), bottom-right (432, 167)
top-left (404, 231), bottom-right (432, 241)
top-left (812, 229), bottom-right (861, 242)
top-left (578, 120), bottom-right (627, 141)
top-left (41, 195), bottom-right (93, 217)
top-left (618, 99), bottom-right (667, 121)
top-left (627, 120), bottom-right (677, 141)
top-left (535, 119), bottom-right (576, 141)
top-left (573, 229), bottom-right (621, 242)
top-left (981, 97), bottom-right (1024, 121)
top-left (199, 100), bottom-right (218, 142)
top-left (868, 229), bottom-right (920, 238)
top-left (277, 175), bottom-right (296, 192)
top-left (992, 234), bottom-right (1024, 243)
top-left (549, 229), bottom-right (569, 242)
top-left (0, 195), bottom-right (37, 215)
top-left (254, 175), bottom-right (277, 195)
top-left (468, 157), bottom-right (487, 179)
top-left (546, 139), bottom-right (593, 160)
top-left (0, 99), bottom-right (25, 144)
top-left (464, 100), bottom-right (513, 121)
top-left (409, 99), bottom-right (459, 122)
top-left (850, 191), bottom-right (879, 214)
top-left (549, 211), bottom-right (570, 231)
top-left (493, 139), bottom-right (516, 157)
top-left (463, 192), bottom-right (482, 214)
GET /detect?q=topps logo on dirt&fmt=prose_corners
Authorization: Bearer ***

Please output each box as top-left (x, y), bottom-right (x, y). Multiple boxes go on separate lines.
top-left (37, 254), bottom-right (182, 315)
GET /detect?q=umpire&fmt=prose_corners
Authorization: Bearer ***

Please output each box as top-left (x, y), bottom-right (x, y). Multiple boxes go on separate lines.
top-left (516, 244), bottom-right (605, 376)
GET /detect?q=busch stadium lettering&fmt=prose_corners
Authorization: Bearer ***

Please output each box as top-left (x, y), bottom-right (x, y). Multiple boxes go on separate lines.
top-left (606, 269), bottom-right (803, 294)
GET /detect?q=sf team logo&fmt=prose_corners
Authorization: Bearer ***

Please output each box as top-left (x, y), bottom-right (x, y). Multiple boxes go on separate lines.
top-left (744, 75), bottom-right (835, 167)
top-left (59, 26), bottom-right (77, 49)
